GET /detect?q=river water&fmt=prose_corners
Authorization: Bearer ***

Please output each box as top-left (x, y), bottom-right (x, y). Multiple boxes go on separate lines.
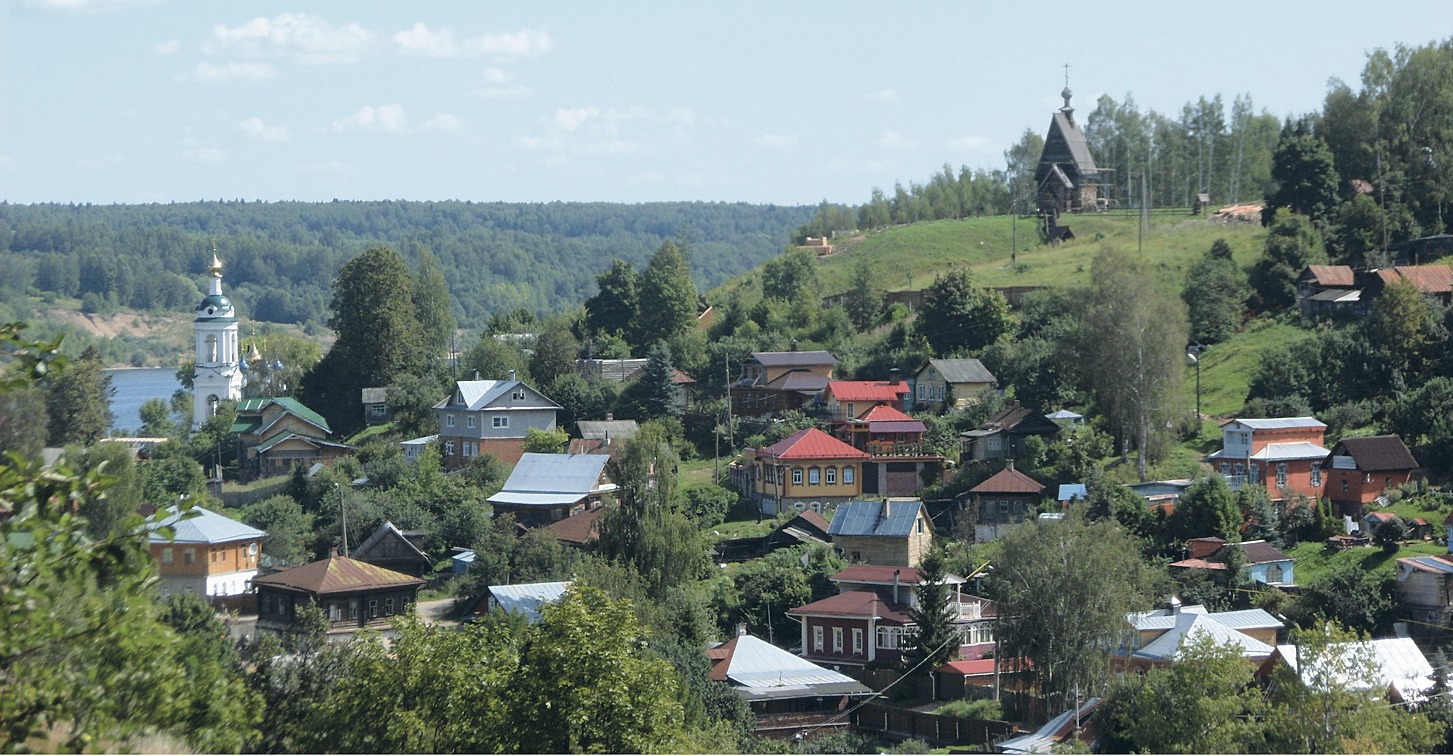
top-left (105, 367), bottom-right (184, 434)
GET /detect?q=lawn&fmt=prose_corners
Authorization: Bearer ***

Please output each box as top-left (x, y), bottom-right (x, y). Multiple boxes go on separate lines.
top-left (1286, 538), bottom-right (1445, 585)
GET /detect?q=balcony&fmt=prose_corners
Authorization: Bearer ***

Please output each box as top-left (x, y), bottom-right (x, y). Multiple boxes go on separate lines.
top-left (867, 440), bottom-right (936, 458)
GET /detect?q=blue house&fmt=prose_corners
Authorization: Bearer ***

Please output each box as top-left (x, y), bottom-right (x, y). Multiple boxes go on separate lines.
top-left (1171, 538), bottom-right (1295, 587)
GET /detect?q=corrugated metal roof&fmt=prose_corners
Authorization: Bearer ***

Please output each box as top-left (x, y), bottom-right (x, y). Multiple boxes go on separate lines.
top-left (1392, 265), bottom-right (1453, 294)
top-left (751, 351), bottom-right (837, 368)
top-left (787, 589), bottom-right (912, 623)
top-left (1399, 555), bottom-right (1453, 574)
top-left (832, 565), bottom-right (925, 585)
top-left (827, 499), bottom-right (923, 538)
top-left (489, 581), bottom-right (570, 622)
top-left (1334, 435), bottom-right (1418, 472)
top-left (149, 505), bottom-right (267, 545)
top-left (970, 467), bottom-right (1046, 494)
top-left (253, 554), bottom-right (424, 595)
top-left (1232, 417), bottom-right (1327, 430)
top-left (1057, 484), bottom-right (1087, 501)
top-left (1277, 637), bottom-right (1435, 703)
top-left (1305, 265), bottom-right (1355, 287)
top-left (576, 419), bottom-right (640, 440)
top-left (1249, 441), bottom-right (1331, 461)
top-left (826, 380), bottom-right (909, 403)
top-left (495, 452), bottom-right (610, 494)
top-left (711, 635), bottom-right (871, 698)
top-left (859, 405), bottom-right (915, 422)
top-left (1206, 608), bottom-right (1283, 631)
top-left (759, 428), bottom-right (869, 461)
top-left (436, 379), bottom-right (562, 412)
top-left (1134, 613), bottom-right (1274, 661)
top-left (927, 358), bottom-right (996, 386)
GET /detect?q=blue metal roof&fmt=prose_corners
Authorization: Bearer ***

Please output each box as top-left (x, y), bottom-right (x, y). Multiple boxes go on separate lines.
top-left (148, 505), bottom-right (267, 545)
top-left (828, 499), bottom-right (922, 538)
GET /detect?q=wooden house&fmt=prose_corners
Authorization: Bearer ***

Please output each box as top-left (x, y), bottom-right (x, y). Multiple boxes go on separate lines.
top-left (1208, 417), bottom-right (1329, 501)
top-left (467, 581), bottom-right (571, 623)
top-left (148, 505), bottom-right (265, 605)
top-left (486, 452), bottom-right (616, 527)
top-left (729, 349), bottom-right (837, 418)
top-left (821, 374), bottom-right (910, 421)
top-left (912, 359), bottom-right (996, 413)
top-left (827, 498), bottom-right (934, 567)
top-left (350, 521), bottom-right (432, 577)
top-left (963, 461), bottom-right (1046, 542)
top-left (960, 404), bottom-right (1061, 461)
top-left (1324, 435), bottom-right (1419, 516)
top-left (1170, 538), bottom-right (1295, 587)
top-left (569, 417), bottom-right (639, 456)
top-left (360, 387), bottom-right (390, 426)
top-left (232, 396), bottom-right (352, 481)
top-left (834, 404), bottom-right (942, 498)
top-left (253, 553), bottom-right (424, 633)
top-left (1118, 600), bottom-right (1281, 671)
top-left (707, 634), bottom-right (872, 739)
top-left (741, 428), bottom-right (869, 516)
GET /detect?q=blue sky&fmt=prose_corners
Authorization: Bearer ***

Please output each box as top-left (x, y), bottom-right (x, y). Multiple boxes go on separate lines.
top-left (2, 0), bottom-right (1447, 206)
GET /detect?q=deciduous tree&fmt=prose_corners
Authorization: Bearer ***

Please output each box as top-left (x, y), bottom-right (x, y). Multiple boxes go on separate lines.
top-left (630, 240), bottom-right (699, 353)
top-left (45, 345), bottom-right (113, 446)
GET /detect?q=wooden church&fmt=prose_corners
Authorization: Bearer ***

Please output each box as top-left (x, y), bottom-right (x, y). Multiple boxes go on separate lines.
top-left (1034, 85), bottom-right (1103, 218)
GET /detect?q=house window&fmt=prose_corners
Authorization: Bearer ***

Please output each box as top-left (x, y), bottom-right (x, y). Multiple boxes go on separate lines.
top-left (512, 388), bottom-right (526, 401)
top-left (1239, 432), bottom-right (1249, 444)
top-left (813, 626), bottom-right (824, 652)
top-left (463, 442), bottom-right (477, 457)
top-left (385, 598), bottom-right (395, 615)
top-left (371, 404), bottom-right (387, 417)
top-left (493, 416), bottom-right (509, 428)
top-left (184, 548), bottom-right (195, 565)
top-left (349, 599), bottom-right (359, 620)
top-left (853, 628), bottom-right (864, 655)
top-left (446, 413), bottom-right (456, 427)
top-left (809, 467), bottom-right (821, 485)
top-left (825, 467), bottom-right (837, 485)
top-left (329, 602), bottom-right (342, 622)
top-left (792, 468), bottom-right (804, 486)
top-left (1342, 479), bottom-right (1350, 493)
top-left (988, 437), bottom-right (1002, 451)
top-left (444, 441), bottom-right (455, 457)
top-left (368, 599), bottom-right (379, 618)
top-left (846, 403), bottom-right (855, 419)
top-left (918, 384), bottom-right (928, 400)
top-left (1249, 464), bottom-right (1260, 483)
top-left (248, 542), bottom-right (258, 557)
top-left (1311, 462), bottom-right (1322, 488)
top-left (1220, 462), bottom-right (1231, 475)
top-left (1276, 463), bottom-right (1288, 488)
top-left (832, 627), bottom-right (844, 653)
top-left (843, 466), bottom-right (854, 484)
top-left (1266, 564), bottom-right (1285, 584)
top-left (260, 595), bottom-right (271, 615)
top-left (162, 548), bottom-right (173, 565)
top-left (877, 626), bottom-right (902, 650)
top-left (467, 415), bottom-right (476, 428)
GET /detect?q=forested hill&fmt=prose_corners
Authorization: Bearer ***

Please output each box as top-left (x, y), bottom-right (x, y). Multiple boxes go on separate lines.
top-left (0, 200), bottom-right (816, 331)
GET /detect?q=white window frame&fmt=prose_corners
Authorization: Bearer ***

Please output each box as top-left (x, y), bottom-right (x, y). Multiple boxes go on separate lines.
top-left (813, 626), bottom-right (824, 652)
top-left (988, 437), bottom-right (1002, 451)
top-left (792, 468), bottom-right (803, 486)
top-left (1276, 463), bottom-right (1288, 488)
top-left (917, 384), bottom-right (928, 400)
top-left (493, 416), bottom-right (509, 428)
top-left (467, 415), bottom-right (476, 428)
top-left (825, 466), bottom-right (837, 485)
top-left (162, 548), bottom-right (173, 565)
top-left (446, 413), bottom-right (456, 427)
top-left (512, 388), bottom-right (526, 401)
top-left (444, 441), bottom-right (455, 457)
top-left (808, 467), bottom-right (821, 485)
top-left (852, 628), bottom-right (864, 655)
top-left (368, 599), bottom-right (379, 618)
top-left (832, 627), bottom-right (844, 653)
top-left (1310, 462), bottom-right (1322, 487)
top-left (184, 548), bottom-right (195, 565)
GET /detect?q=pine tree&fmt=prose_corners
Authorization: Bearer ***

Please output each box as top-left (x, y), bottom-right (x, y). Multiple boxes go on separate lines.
top-left (630, 241), bottom-right (698, 353)
top-left (902, 546), bottom-right (958, 686)
top-left (412, 248), bottom-right (455, 363)
top-left (639, 341), bottom-right (684, 420)
top-left (843, 257), bottom-right (884, 330)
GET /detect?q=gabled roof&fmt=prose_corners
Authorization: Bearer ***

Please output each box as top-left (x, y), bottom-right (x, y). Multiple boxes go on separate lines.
top-left (1376, 265), bottom-right (1453, 294)
top-left (1331, 435), bottom-right (1418, 472)
top-left (542, 506), bottom-right (605, 546)
top-left (1303, 265), bottom-right (1355, 287)
top-left (925, 358), bottom-right (996, 385)
top-left (828, 499), bottom-right (927, 539)
top-left (148, 505), bottom-right (266, 545)
top-left (831, 564), bottom-right (925, 585)
top-left (1277, 636), bottom-right (1435, 704)
top-left (252, 554), bottom-right (424, 595)
top-left (1227, 416), bottom-right (1327, 431)
top-left (968, 404), bottom-right (1061, 436)
top-left (253, 432), bottom-right (354, 455)
top-left (576, 419), bottom-right (640, 441)
top-left (489, 581), bottom-right (571, 622)
top-left (858, 405), bottom-right (915, 422)
top-left (1238, 540), bottom-right (1293, 565)
top-left (826, 380), bottom-right (910, 403)
top-left (487, 453), bottom-right (614, 507)
top-left (1044, 111), bottom-right (1099, 175)
top-left (750, 350), bottom-right (837, 368)
top-left (350, 521), bottom-right (431, 564)
top-left (760, 369), bottom-right (831, 393)
top-left (787, 589), bottom-right (912, 623)
top-left (1133, 612), bottom-right (1275, 661)
top-left (235, 396), bottom-right (332, 435)
top-left (971, 466), bottom-right (1046, 495)
top-left (436, 379), bottom-right (561, 412)
top-left (759, 427), bottom-right (869, 461)
top-left (707, 635), bottom-right (873, 700)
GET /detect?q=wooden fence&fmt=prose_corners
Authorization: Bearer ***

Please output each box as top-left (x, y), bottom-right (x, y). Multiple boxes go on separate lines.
top-left (852, 702), bottom-right (1017, 747)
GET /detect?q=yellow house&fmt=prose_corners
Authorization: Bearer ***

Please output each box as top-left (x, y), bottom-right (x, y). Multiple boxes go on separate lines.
top-left (747, 427), bottom-right (869, 515)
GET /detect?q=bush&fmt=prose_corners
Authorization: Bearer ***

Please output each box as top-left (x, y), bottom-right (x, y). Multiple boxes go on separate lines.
top-left (679, 483), bottom-right (737, 528)
top-left (935, 697), bottom-right (1004, 720)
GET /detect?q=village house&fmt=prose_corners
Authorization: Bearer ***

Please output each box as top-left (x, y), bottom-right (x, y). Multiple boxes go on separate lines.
top-left (467, 581), bottom-right (571, 622)
top-left (833, 404), bottom-right (943, 498)
top-left (962, 461), bottom-right (1047, 542)
top-left (729, 348), bottom-right (837, 418)
top-left (827, 498), bottom-right (934, 567)
top-left (485, 452), bottom-right (617, 527)
top-left (1170, 537), bottom-right (1295, 587)
top-left (913, 359), bottom-right (997, 413)
top-left (232, 396), bottom-right (352, 481)
top-left (1324, 435), bottom-right (1419, 516)
top-left (788, 565), bottom-right (995, 673)
top-left (1275, 636), bottom-right (1437, 704)
top-left (1117, 598), bottom-right (1282, 671)
top-left (707, 633), bottom-right (872, 739)
top-left (253, 552), bottom-right (425, 634)
top-left (739, 427), bottom-right (869, 516)
top-left (1396, 527), bottom-right (1453, 627)
top-left (1296, 264), bottom-right (1359, 318)
top-left (820, 373), bottom-right (910, 421)
top-left (360, 387), bottom-right (391, 426)
top-left (960, 404), bottom-right (1062, 461)
top-left (148, 505), bottom-right (266, 606)
top-left (1207, 417), bottom-right (1330, 501)
top-left (434, 374), bottom-right (562, 469)
top-left (568, 417), bottom-right (639, 456)
top-left (349, 521), bottom-right (432, 578)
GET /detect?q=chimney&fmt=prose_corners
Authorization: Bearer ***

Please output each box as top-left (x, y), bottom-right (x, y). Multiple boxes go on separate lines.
top-left (790, 339), bottom-right (799, 352)
top-left (1005, 458), bottom-right (1015, 472)
top-left (1166, 595), bottom-right (1182, 615)
top-left (473, 370), bottom-right (480, 380)
top-left (889, 367), bottom-right (901, 385)
top-left (509, 369), bottom-right (516, 381)
top-left (736, 622), bottom-right (748, 637)
top-left (893, 569), bottom-right (901, 604)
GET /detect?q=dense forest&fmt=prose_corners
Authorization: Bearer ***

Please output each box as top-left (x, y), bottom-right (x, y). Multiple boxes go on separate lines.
top-left (0, 200), bottom-right (816, 333)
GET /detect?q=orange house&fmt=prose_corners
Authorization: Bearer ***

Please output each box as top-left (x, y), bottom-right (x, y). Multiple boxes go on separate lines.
top-left (1324, 435), bottom-right (1419, 515)
top-left (1207, 417), bottom-right (1329, 501)
top-left (745, 427), bottom-right (869, 515)
top-left (148, 505), bottom-right (266, 603)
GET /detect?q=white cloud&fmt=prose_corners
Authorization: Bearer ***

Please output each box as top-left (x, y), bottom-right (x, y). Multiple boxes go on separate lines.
top-left (207, 13), bottom-right (374, 64)
top-left (181, 61), bottom-right (276, 83)
top-left (878, 130), bottom-right (917, 150)
top-left (482, 67), bottom-right (512, 84)
top-left (474, 85), bottom-right (530, 100)
top-left (394, 24), bottom-right (551, 60)
top-left (239, 116), bottom-right (290, 142)
top-left (752, 133), bottom-right (797, 149)
top-left (182, 146), bottom-right (227, 163)
top-left (944, 135), bottom-right (993, 152)
top-left (422, 113), bottom-right (465, 135)
top-left (518, 106), bottom-right (687, 159)
top-left (292, 160), bottom-right (356, 176)
top-left (331, 104), bottom-right (407, 133)
top-left (865, 88), bottom-right (897, 102)
top-left (552, 107), bottom-right (600, 131)
top-left (30, 0), bottom-right (158, 11)
top-left (153, 39), bottom-right (180, 55)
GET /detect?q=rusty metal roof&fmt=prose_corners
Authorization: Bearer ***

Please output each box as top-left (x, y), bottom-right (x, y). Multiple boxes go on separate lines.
top-left (252, 554), bottom-right (424, 596)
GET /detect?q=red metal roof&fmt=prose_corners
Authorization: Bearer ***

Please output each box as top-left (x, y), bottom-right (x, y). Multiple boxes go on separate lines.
top-left (1305, 265), bottom-right (1355, 287)
top-left (759, 427), bottom-right (870, 461)
top-left (859, 404), bottom-right (915, 422)
top-left (788, 590), bottom-right (912, 623)
top-left (1395, 265), bottom-right (1453, 294)
top-left (252, 554), bottom-right (425, 595)
top-left (970, 466), bottom-right (1046, 494)
top-left (827, 380), bottom-right (910, 403)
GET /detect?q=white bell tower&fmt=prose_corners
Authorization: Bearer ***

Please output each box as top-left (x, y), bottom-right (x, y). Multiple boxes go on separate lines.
top-left (192, 254), bottom-right (243, 428)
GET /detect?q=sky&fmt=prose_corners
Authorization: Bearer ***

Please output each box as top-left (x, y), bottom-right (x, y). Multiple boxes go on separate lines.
top-left (2, 0), bottom-right (1449, 207)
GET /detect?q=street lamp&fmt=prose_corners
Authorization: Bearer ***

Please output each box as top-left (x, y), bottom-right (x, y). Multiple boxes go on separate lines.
top-left (1187, 344), bottom-right (1203, 422)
